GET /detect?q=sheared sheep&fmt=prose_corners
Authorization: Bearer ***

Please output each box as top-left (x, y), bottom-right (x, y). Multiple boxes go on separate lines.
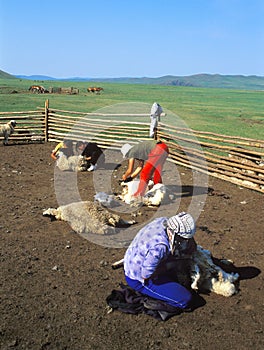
top-left (43, 200), bottom-right (136, 235)
top-left (0, 120), bottom-right (17, 145)
top-left (143, 183), bottom-right (168, 206)
top-left (119, 179), bottom-right (168, 206)
top-left (112, 245), bottom-right (239, 297)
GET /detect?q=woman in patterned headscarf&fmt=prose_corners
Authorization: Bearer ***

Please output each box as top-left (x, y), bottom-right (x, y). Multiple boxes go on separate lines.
top-left (123, 212), bottom-right (197, 310)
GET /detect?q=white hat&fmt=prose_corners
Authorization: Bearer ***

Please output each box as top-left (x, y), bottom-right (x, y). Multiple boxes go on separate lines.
top-left (121, 143), bottom-right (133, 158)
top-left (167, 212), bottom-right (196, 239)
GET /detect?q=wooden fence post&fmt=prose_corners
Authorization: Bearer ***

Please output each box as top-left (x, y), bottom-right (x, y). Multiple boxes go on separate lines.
top-left (44, 99), bottom-right (49, 142)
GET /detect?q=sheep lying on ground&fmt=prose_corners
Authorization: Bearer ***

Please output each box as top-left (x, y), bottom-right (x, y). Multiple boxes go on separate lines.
top-left (56, 154), bottom-right (86, 172)
top-left (43, 200), bottom-right (136, 235)
top-left (143, 183), bottom-right (168, 206)
top-left (112, 245), bottom-right (239, 297)
top-left (190, 245), bottom-right (239, 297)
top-left (0, 120), bottom-right (17, 145)
top-left (118, 180), bottom-right (139, 204)
top-left (119, 180), bottom-right (168, 207)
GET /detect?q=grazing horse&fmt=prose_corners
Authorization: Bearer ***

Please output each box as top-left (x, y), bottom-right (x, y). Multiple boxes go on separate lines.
top-left (87, 87), bottom-right (104, 94)
top-left (29, 85), bottom-right (45, 94)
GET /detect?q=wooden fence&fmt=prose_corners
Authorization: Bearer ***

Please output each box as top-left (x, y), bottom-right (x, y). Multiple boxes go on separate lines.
top-left (48, 87), bottom-right (79, 94)
top-left (0, 109), bottom-right (45, 143)
top-left (0, 99), bottom-right (263, 193)
top-left (158, 123), bottom-right (264, 193)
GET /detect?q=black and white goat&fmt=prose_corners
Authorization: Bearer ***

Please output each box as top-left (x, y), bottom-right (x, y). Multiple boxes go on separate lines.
top-left (112, 245), bottom-right (239, 297)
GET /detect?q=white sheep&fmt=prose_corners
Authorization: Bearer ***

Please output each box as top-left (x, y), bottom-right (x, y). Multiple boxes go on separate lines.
top-left (119, 179), bottom-right (168, 207)
top-left (112, 245), bottom-right (239, 297)
top-left (43, 200), bottom-right (136, 235)
top-left (0, 120), bottom-right (17, 145)
top-left (190, 245), bottom-right (239, 297)
top-left (143, 183), bottom-right (168, 207)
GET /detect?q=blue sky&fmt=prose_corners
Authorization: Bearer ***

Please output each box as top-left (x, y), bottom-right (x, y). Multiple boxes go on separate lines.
top-left (0, 0), bottom-right (263, 78)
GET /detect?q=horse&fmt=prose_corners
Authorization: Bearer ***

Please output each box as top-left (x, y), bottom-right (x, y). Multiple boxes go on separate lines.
top-left (28, 85), bottom-right (45, 94)
top-left (87, 87), bottom-right (104, 94)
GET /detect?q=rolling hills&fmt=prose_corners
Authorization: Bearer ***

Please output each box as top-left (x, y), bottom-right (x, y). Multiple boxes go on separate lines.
top-left (0, 69), bottom-right (17, 79)
top-left (1, 69), bottom-right (261, 90)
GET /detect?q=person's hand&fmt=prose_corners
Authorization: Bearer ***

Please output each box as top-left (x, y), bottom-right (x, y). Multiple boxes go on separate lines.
top-left (51, 153), bottom-right (57, 160)
top-left (123, 176), bottom-right (133, 183)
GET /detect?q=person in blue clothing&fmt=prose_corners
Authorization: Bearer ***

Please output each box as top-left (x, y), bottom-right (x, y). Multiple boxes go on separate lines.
top-left (124, 212), bottom-right (197, 310)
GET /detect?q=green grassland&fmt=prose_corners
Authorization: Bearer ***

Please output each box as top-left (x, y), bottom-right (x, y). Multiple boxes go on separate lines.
top-left (0, 77), bottom-right (263, 140)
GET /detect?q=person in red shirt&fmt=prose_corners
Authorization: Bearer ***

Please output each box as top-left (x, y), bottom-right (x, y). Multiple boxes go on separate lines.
top-left (121, 140), bottom-right (169, 198)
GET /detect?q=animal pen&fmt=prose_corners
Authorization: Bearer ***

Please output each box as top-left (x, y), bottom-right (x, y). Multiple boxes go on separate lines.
top-left (0, 99), bottom-right (263, 193)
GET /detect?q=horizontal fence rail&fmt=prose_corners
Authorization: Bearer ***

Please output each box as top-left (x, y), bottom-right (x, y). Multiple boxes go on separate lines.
top-left (158, 123), bottom-right (264, 193)
top-left (0, 100), bottom-right (263, 193)
top-left (0, 110), bottom-right (45, 143)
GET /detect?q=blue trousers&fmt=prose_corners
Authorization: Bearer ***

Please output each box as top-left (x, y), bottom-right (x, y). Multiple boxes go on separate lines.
top-left (125, 275), bottom-right (192, 309)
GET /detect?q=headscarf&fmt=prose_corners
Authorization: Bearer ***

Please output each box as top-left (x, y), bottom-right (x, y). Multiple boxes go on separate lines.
top-left (166, 212), bottom-right (196, 252)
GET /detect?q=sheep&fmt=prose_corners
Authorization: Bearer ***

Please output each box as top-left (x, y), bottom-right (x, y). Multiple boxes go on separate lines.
top-left (56, 154), bottom-right (85, 172)
top-left (119, 179), bottom-right (168, 207)
top-left (43, 200), bottom-right (136, 235)
top-left (112, 245), bottom-right (239, 297)
top-left (0, 120), bottom-right (17, 145)
top-left (118, 180), bottom-right (140, 204)
top-left (142, 183), bottom-right (168, 207)
top-left (190, 245), bottom-right (239, 297)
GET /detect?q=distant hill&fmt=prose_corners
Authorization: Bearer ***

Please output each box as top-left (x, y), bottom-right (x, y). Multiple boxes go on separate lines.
top-left (15, 74), bottom-right (57, 81)
top-left (2, 69), bottom-right (262, 90)
top-left (85, 74), bottom-right (264, 90)
top-left (0, 69), bottom-right (17, 79)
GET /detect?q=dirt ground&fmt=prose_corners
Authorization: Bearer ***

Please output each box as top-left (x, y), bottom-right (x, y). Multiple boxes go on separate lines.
top-left (0, 142), bottom-right (263, 350)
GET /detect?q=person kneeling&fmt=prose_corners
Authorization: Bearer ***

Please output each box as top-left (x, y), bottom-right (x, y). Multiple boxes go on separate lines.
top-left (76, 141), bottom-right (105, 171)
top-left (124, 212), bottom-right (197, 311)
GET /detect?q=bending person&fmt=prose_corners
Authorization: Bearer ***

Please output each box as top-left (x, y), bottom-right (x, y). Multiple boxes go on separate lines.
top-left (121, 140), bottom-right (169, 198)
top-left (51, 140), bottom-right (73, 160)
top-left (76, 141), bottom-right (105, 171)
